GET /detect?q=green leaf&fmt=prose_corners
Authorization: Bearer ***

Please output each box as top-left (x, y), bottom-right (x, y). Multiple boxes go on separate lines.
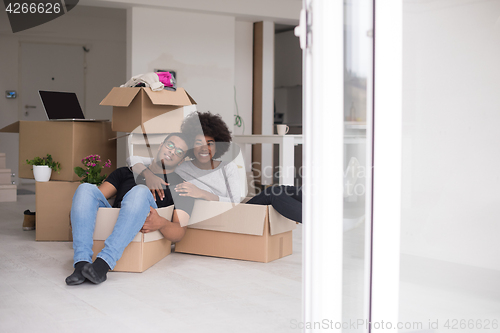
top-left (74, 166), bottom-right (86, 177)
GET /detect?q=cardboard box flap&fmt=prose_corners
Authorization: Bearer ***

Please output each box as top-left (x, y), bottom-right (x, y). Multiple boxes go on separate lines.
top-left (185, 91), bottom-right (197, 105)
top-left (268, 206), bottom-right (298, 236)
top-left (100, 87), bottom-right (141, 107)
top-left (0, 121), bottom-right (20, 133)
top-left (188, 200), bottom-right (236, 225)
top-left (187, 200), bottom-right (267, 236)
top-left (93, 205), bottom-right (174, 242)
top-left (143, 87), bottom-right (197, 106)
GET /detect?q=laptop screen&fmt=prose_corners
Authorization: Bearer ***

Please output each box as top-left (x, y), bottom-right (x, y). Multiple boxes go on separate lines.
top-left (39, 91), bottom-right (85, 120)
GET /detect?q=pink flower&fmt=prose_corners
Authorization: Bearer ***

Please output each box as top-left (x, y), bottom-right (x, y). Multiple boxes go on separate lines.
top-left (91, 163), bottom-right (96, 167)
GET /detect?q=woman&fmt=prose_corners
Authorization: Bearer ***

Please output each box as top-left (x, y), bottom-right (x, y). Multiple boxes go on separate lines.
top-left (128, 111), bottom-right (303, 223)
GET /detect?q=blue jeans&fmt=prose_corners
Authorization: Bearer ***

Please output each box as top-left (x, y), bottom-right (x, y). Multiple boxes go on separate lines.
top-left (70, 183), bottom-right (157, 269)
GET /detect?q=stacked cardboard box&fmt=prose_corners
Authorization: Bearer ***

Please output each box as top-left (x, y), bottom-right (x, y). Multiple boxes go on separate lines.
top-left (0, 121), bottom-right (117, 181)
top-left (0, 120), bottom-right (117, 240)
top-left (35, 181), bottom-right (80, 241)
top-left (0, 153), bottom-right (16, 202)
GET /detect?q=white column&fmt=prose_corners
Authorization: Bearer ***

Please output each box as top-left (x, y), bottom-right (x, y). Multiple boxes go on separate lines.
top-left (279, 135), bottom-right (295, 185)
top-left (260, 21), bottom-right (275, 185)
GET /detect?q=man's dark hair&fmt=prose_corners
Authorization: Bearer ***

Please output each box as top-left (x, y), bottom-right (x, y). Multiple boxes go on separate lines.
top-left (162, 132), bottom-right (189, 147)
top-left (180, 111), bottom-right (232, 159)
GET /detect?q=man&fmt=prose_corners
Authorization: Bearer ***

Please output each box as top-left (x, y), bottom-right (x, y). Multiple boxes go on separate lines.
top-left (66, 132), bottom-right (194, 285)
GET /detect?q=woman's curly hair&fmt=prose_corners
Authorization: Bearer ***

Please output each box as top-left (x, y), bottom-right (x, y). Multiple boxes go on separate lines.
top-left (181, 111), bottom-right (232, 159)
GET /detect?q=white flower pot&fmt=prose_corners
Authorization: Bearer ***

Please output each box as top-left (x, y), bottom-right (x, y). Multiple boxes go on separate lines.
top-left (33, 165), bottom-right (52, 182)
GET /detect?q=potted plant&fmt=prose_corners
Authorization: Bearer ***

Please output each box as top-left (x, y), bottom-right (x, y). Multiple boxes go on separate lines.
top-left (26, 154), bottom-right (61, 182)
top-left (74, 154), bottom-right (112, 186)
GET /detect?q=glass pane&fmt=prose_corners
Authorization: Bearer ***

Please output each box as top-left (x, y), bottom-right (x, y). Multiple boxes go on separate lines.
top-left (343, 0), bottom-right (373, 331)
top-left (399, 1), bottom-right (500, 332)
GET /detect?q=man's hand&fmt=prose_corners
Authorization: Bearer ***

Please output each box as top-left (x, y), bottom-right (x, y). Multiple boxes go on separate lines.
top-left (141, 207), bottom-right (167, 233)
top-left (175, 181), bottom-right (218, 201)
top-left (143, 169), bottom-right (168, 201)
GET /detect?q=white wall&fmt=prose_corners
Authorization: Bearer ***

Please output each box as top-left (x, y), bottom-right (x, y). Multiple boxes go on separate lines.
top-left (234, 21), bottom-right (254, 137)
top-left (128, 7), bottom-right (235, 132)
top-left (401, 0), bottom-right (500, 270)
top-left (0, 6), bottom-right (126, 184)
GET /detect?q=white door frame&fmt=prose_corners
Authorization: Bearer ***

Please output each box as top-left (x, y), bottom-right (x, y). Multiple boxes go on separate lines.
top-left (301, 0), bottom-right (345, 329)
top-left (301, 0), bottom-right (402, 332)
top-left (370, 1), bottom-right (402, 331)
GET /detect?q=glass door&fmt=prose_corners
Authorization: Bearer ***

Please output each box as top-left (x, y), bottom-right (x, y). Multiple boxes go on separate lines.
top-left (342, 0), bottom-right (373, 332)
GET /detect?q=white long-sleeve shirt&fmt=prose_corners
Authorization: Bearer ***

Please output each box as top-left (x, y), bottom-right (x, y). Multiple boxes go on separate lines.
top-left (126, 156), bottom-right (241, 203)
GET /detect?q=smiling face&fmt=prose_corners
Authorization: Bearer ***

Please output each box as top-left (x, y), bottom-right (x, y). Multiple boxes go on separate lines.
top-left (155, 135), bottom-right (188, 169)
top-left (193, 134), bottom-right (216, 164)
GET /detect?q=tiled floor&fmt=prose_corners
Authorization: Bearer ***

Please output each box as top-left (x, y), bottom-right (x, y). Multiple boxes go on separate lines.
top-left (398, 254), bottom-right (500, 333)
top-left (0, 189), bottom-right (302, 333)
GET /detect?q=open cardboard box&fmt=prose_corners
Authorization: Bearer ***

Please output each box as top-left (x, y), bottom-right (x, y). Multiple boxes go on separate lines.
top-left (36, 181), bottom-right (80, 241)
top-left (92, 205), bottom-right (174, 272)
top-left (175, 200), bottom-right (297, 263)
top-left (100, 87), bottom-right (196, 133)
top-left (0, 121), bottom-right (116, 181)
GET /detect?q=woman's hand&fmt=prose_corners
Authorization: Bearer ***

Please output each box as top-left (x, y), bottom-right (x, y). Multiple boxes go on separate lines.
top-left (175, 181), bottom-right (219, 201)
top-left (143, 169), bottom-right (168, 201)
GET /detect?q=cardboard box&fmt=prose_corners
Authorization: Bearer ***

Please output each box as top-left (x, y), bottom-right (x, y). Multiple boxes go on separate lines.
top-left (0, 169), bottom-right (11, 185)
top-left (92, 206), bottom-right (174, 272)
top-left (0, 121), bottom-right (117, 181)
top-left (35, 181), bottom-right (80, 241)
top-left (0, 153), bottom-right (6, 169)
top-left (0, 184), bottom-right (16, 202)
top-left (174, 201), bottom-right (297, 263)
top-left (100, 87), bottom-right (196, 133)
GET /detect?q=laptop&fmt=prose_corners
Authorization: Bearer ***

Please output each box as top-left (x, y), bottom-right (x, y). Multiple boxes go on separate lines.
top-left (39, 90), bottom-right (103, 121)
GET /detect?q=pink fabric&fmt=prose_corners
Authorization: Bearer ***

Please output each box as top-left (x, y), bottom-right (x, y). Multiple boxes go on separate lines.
top-left (156, 72), bottom-right (173, 87)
